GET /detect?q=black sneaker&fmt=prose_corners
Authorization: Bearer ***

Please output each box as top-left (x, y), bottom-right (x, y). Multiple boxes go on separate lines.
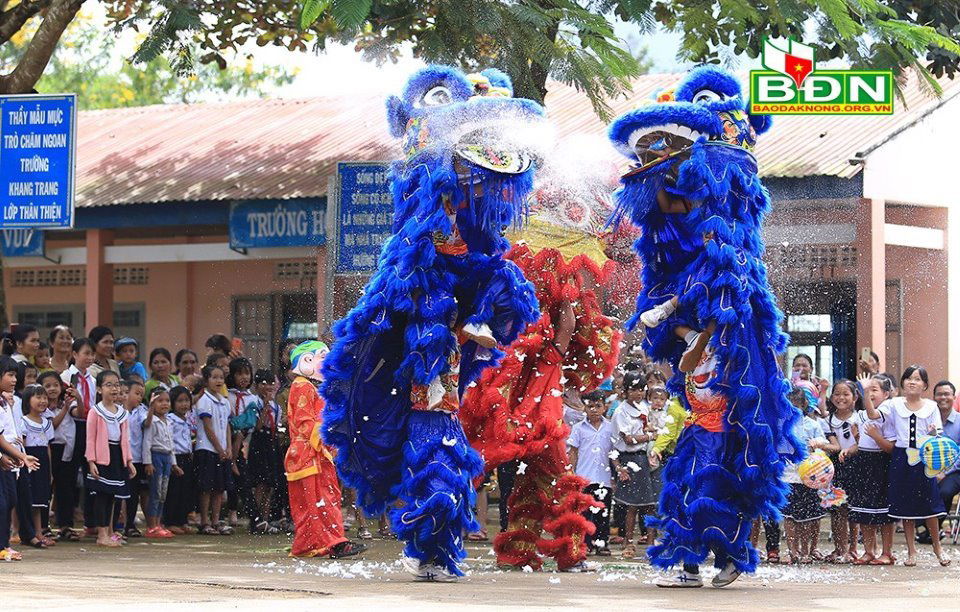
top-left (330, 540), bottom-right (367, 559)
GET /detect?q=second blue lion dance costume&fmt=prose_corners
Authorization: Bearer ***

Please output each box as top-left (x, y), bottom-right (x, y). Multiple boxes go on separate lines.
top-left (321, 66), bottom-right (542, 577)
top-left (607, 67), bottom-right (803, 578)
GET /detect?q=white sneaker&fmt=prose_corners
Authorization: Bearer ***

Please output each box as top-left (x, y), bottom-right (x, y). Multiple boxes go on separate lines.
top-left (463, 322), bottom-right (497, 348)
top-left (711, 562), bottom-right (741, 588)
top-left (559, 560), bottom-right (600, 573)
top-left (655, 570), bottom-right (703, 588)
top-left (419, 563), bottom-right (460, 582)
top-left (640, 304), bottom-right (670, 328)
top-left (401, 556), bottom-right (428, 579)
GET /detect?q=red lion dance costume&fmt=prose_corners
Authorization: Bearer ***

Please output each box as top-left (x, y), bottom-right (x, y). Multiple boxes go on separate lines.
top-left (461, 186), bottom-right (622, 571)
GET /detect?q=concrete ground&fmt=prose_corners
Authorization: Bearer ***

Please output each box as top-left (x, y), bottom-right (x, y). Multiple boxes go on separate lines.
top-left (2, 531), bottom-right (958, 611)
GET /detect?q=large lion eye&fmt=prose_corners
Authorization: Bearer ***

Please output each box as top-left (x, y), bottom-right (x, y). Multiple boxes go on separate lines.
top-left (420, 85), bottom-right (453, 107)
top-left (692, 89), bottom-right (723, 104)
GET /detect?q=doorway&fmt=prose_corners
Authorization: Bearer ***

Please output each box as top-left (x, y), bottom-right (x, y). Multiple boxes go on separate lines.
top-left (776, 281), bottom-right (857, 381)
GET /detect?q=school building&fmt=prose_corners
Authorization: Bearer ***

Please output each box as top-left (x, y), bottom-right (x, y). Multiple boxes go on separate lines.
top-left (3, 71), bottom-right (959, 380)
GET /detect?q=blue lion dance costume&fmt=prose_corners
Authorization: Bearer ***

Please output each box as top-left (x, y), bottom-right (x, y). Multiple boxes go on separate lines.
top-left (607, 67), bottom-right (803, 577)
top-left (321, 65), bottom-right (542, 578)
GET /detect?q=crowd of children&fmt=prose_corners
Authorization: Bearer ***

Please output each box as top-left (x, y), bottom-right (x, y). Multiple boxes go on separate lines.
top-left (0, 324), bottom-right (295, 560)
top-left (555, 349), bottom-right (958, 568)
top-left (1, 322), bottom-right (959, 570)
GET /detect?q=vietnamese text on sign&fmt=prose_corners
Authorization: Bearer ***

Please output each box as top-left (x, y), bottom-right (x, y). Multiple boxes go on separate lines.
top-left (0, 94), bottom-right (76, 229)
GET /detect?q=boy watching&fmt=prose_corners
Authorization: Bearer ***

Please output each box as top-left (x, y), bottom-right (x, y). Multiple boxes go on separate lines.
top-left (567, 389), bottom-right (616, 556)
top-left (115, 338), bottom-right (148, 381)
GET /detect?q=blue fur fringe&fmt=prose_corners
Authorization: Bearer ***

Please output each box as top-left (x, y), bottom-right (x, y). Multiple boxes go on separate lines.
top-left (391, 410), bottom-right (485, 575)
top-left (613, 142), bottom-right (803, 573)
top-left (321, 152), bottom-right (539, 565)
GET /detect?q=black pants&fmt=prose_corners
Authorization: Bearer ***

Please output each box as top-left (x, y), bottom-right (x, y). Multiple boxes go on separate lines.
top-left (15, 467), bottom-right (36, 543)
top-left (496, 460), bottom-right (518, 531)
top-left (760, 518), bottom-right (781, 552)
top-left (584, 483), bottom-right (611, 550)
top-left (74, 421), bottom-right (96, 529)
top-left (50, 444), bottom-right (77, 528)
top-left (164, 453), bottom-right (196, 526)
top-left (938, 471), bottom-right (960, 527)
top-left (227, 456), bottom-right (247, 514)
top-left (92, 493), bottom-right (115, 528)
top-left (125, 464), bottom-right (146, 531)
top-left (82, 467), bottom-right (95, 529)
top-left (0, 470), bottom-right (15, 548)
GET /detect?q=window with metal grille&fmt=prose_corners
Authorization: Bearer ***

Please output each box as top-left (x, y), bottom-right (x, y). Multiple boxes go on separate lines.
top-left (274, 261), bottom-right (317, 281)
top-left (10, 266), bottom-right (148, 287)
top-left (114, 266), bottom-right (149, 285)
top-left (113, 309), bottom-right (141, 328)
top-left (768, 245), bottom-right (859, 268)
top-left (17, 311), bottom-right (74, 330)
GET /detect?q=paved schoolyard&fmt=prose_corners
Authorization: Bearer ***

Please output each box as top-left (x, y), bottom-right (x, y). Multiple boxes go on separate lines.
top-left (2, 533), bottom-right (957, 610)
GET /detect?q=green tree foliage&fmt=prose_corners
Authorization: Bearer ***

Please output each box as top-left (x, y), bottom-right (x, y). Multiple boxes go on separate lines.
top-left (1, 14), bottom-right (295, 109)
top-left (293, 0), bottom-right (960, 105)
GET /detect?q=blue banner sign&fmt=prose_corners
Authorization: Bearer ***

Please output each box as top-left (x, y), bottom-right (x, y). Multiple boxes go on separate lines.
top-left (229, 199), bottom-right (326, 249)
top-left (336, 162), bottom-right (393, 273)
top-left (0, 94), bottom-right (76, 228)
top-left (1, 229), bottom-right (44, 257)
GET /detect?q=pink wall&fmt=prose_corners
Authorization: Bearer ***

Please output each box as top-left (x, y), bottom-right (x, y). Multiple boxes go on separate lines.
top-left (2, 232), bottom-right (326, 358)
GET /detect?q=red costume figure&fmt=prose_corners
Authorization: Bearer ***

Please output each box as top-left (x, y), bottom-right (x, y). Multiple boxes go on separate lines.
top-left (460, 183), bottom-right (622, 571)
top-left (285, 341), bottom-right (365, 559)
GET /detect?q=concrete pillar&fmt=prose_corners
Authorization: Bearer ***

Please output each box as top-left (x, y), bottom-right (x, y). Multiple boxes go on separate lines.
top-left (84, 229), bottom-right (114, 329)
top-left (316, 245), bottom-right (328, 338)
top-left (855, 198), bottom-right (885, 369)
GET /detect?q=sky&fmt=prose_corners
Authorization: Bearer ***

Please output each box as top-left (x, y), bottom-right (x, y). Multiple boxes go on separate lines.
top-left (260, 26), bottom-right (693, 100)
top-left (77, 5), bottom-right (808, 102)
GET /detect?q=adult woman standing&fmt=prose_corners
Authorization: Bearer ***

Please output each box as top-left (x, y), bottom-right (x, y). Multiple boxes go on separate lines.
top-left (49, 326), bottom-right (74, 374)
top-left (87, 326), bottom-right (120, 379)
top-left (144, 348), bottom-right (181, 399)
top-left (2, 324), bottom-right (40, 364)
top-left (175, 349), bottom-right (199, 380)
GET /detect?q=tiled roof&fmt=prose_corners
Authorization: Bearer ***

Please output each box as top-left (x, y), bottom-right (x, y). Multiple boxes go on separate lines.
top-left (74, 70), bottom-right (960, 207)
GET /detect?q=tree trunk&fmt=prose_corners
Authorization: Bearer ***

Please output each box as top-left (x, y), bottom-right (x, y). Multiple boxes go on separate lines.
top-left (510, 16), bottom-right (559, 104)
top-left (0, 0), bottom-right (85, 94)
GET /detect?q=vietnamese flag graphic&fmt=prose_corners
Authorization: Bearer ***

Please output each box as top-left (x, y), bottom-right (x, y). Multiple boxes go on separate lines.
top-left (763, 39), bottom-right (815, 88)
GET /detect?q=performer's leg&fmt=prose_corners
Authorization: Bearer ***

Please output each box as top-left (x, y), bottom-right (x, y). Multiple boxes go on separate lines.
top-left (493, 456), bottom-right (547, 570)
top-left (391, 410), bottom-right (483, 576)
top-left (288, 471), bottom-right (348, 557)
top-left (496, 461), bottom-right (518, 532)
top-left (537, 445), bottom-right (598, 570)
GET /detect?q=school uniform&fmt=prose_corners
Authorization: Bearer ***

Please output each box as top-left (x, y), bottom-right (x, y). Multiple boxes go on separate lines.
top-left (1, 396), bottom-right (29, 548)
top-left (1, 395), bottom-right (36, 545)
top-left (61, 365), bottom-right (96, 528)
top-left (194, 391), bottom-right (233, 493)
top-left (85, 403), bottom-right (132, 528)
top-left (125, 404), bottom-right (149, 530)
top-left (783, 416), bottom-right (827, 523)
top-left (142, 416), bottom-right (176, 519)
top-left (611, 400), bottom-right (656, 507)
top-left (22, 414), bottom-right (54, 509)
top-left (568, 417), bottom-right (616, 549)
top-left (247, 397), bottom-right (281, 489)
top-left (47, 399), bottom-right (79, 529)
top-left (226, 388), bottom-right (254, 516)
top-left (848, 401), bottom-right (894, 525)
top-left (163, 411), bottom-right (196, 527)
top-left (821, 411), bottom-right (858, 502)
top-left (887, 398), bottom-right (946, 520)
